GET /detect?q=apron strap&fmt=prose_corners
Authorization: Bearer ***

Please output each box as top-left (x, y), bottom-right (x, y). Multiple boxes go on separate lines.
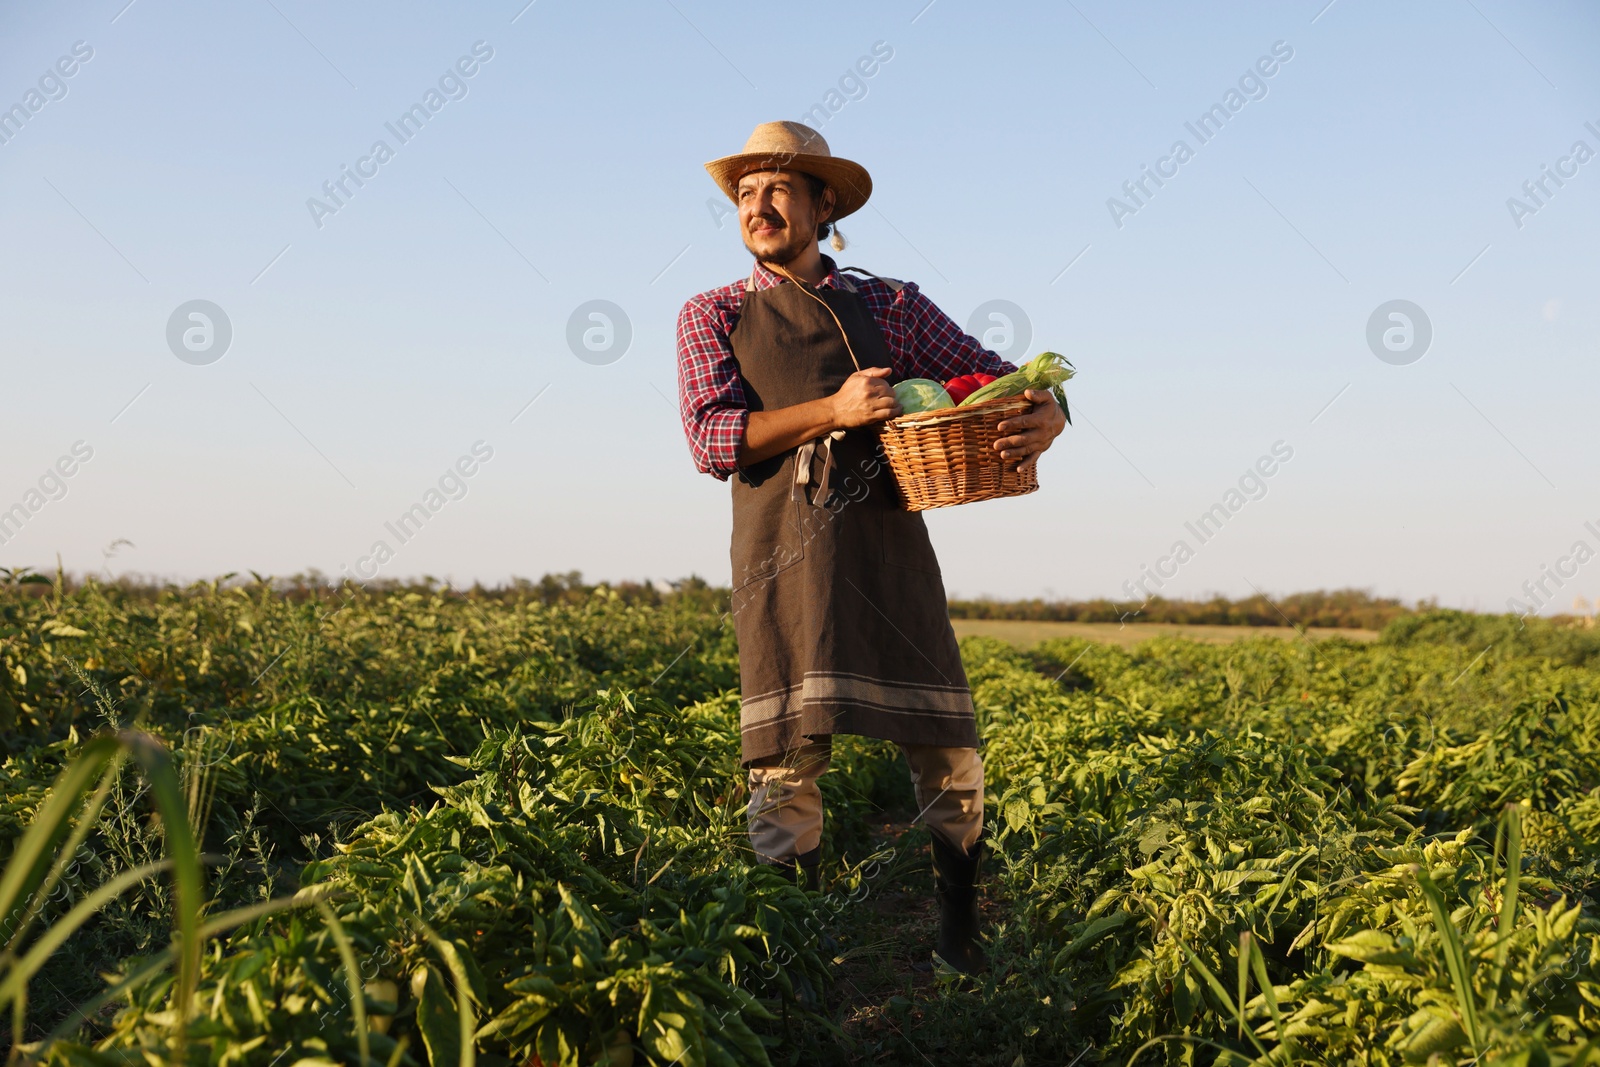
top-left (764, 260), bottom-right (864, 373)
top-left (840, 266), bottom-right (905, 293)
top-left (757, 260), bottom-right (872, 508)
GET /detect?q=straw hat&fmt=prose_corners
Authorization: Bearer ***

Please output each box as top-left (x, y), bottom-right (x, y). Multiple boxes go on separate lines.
top-left (704, 121), bottom-right (872, 220)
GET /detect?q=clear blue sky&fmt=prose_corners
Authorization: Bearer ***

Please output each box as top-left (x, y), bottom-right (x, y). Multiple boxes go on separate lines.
top-left (3, 0), bottom-right (1597, 613)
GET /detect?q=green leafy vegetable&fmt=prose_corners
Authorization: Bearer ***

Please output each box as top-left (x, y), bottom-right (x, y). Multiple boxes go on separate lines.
top-left (892, 378), bottom-right (954, 414)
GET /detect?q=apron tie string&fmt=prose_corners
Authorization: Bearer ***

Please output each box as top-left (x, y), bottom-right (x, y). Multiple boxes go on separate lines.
top-left (793, 429), bottom-right (847, 506)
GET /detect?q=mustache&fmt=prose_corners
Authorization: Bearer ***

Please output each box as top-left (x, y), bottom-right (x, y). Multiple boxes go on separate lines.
top-left (750, 214), bottom-right (786, 230)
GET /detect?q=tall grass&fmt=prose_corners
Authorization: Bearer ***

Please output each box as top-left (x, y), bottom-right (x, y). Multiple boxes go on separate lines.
top-left (0, 667), bottom-right (330, 1060)
top-left (0, 731), bottom-right (199, 1059)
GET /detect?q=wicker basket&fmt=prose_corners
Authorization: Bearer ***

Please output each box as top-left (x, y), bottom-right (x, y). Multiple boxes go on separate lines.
top-left (877, 395), bottom-right (1039, 512)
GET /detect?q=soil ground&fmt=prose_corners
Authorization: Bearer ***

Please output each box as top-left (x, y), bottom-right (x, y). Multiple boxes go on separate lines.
top-left (819, 807), bottom-right (1090, 1065)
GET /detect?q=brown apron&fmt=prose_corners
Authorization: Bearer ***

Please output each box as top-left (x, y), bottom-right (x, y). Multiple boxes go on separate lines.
top-left (728, 265), bottom-right (978, 767)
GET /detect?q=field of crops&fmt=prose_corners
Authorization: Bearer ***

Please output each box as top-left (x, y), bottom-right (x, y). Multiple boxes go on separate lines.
top-left (1, 574), bottom-right (1598, 1065)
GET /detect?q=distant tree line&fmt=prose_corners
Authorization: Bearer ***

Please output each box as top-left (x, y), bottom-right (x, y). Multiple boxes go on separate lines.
top-left (947, 588), bottom-right (1427, 631)
top-left (0, 568), bottom-right (1542, 633)
top-left (0, 566), bottom-right (731, 613)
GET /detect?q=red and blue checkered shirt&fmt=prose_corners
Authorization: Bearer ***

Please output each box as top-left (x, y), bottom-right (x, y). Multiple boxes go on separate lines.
top-left (675, 255), bottom-right (1017, 480)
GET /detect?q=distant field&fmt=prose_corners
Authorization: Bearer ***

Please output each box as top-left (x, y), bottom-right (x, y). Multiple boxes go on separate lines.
top-left (950, 617), bottom-right (1381, 648)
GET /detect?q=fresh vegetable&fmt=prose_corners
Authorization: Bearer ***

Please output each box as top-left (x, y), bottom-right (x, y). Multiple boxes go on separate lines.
top-left (960, 351), bottom-right (1075, 422)
top-left (892, 378), bottom-right (954, 414)
top-left (944, 373), bottom-right (997, 405)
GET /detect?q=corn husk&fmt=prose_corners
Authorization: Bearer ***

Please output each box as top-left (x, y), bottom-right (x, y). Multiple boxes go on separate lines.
top-left (959, 351), bottom-right (1074, 422)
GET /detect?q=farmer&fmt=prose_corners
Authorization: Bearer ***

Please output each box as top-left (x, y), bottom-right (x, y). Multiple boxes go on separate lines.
top-left (674, 121), bottom-right (1066, 973)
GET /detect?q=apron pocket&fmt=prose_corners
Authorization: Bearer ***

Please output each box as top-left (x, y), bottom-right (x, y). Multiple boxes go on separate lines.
top-left (732, 500), bottom-right (808, 591)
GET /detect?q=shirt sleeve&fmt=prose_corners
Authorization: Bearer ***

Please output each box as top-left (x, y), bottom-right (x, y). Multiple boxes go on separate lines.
top-left (675, 295), bottom-right (749, 480)
top-left (895, 282), bottom-right (1019, 381)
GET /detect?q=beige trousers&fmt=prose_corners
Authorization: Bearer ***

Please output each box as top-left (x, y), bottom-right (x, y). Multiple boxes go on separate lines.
top-left (747, 739), bottom-right (984, 862)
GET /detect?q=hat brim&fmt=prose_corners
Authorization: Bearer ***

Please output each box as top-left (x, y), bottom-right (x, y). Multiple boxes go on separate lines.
top-left (703, 152), bottom-right (872, 221)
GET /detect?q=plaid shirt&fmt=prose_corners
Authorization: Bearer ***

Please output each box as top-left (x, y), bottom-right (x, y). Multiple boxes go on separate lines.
top-left (675, 255), bottom-right (1017, 480)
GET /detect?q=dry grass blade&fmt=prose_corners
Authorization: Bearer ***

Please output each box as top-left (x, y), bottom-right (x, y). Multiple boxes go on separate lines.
top-left (183, 727), bottom-right (226, 856)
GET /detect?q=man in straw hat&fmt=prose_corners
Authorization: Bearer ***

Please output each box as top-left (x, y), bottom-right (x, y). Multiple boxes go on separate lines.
top-left (675, 121), bottom-right (1066, 974)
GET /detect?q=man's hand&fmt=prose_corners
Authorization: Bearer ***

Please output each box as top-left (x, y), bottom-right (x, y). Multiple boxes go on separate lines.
top-left (829, 366), bottom-right (901, 429)
top-left (993, 388), bottom-right (1067, 470)
top-left (739, 367), bottom-right (901, 469)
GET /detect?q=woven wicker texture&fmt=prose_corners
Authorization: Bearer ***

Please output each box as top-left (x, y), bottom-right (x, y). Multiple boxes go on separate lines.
top-left (877, 395), bottom-right (1040, 512)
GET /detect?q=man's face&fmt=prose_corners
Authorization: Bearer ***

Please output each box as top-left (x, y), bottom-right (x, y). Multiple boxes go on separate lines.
top-left (736, 168), bottom-right (834, 265)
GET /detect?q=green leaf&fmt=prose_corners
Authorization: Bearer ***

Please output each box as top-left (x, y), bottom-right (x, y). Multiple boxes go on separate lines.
top-left (1054, 911), bottom-right (1131, 965)
top-left (1137, 820), bottom-right (1171, 858)
top-left (1140, 900), bottom-right (1270, 1062)
top-left (1248, 935), bottom-right (1288, 1053)
top-left (1004, 796), bottom-right (1030, 833)
top-left (1173, 964), bottom-right (1201, 1026)
top-left (1414, 865), bottom-right (1483, 1054)
top-left (1398, 1013), bottom-right (1467, 1060)
top-left (644, 1023), bottom-right (698, 1067)
top-left (413, 964), bottom-right (461, 1067)
top-left (1488, 803), bottom-right (1523, 1012)
top-left (315, 900), bottom-right (370, 1067)
top-left (1326, 930), bottom-right (1415, 966)
top-left (1236, 931), bottom-right (1251, 1039)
